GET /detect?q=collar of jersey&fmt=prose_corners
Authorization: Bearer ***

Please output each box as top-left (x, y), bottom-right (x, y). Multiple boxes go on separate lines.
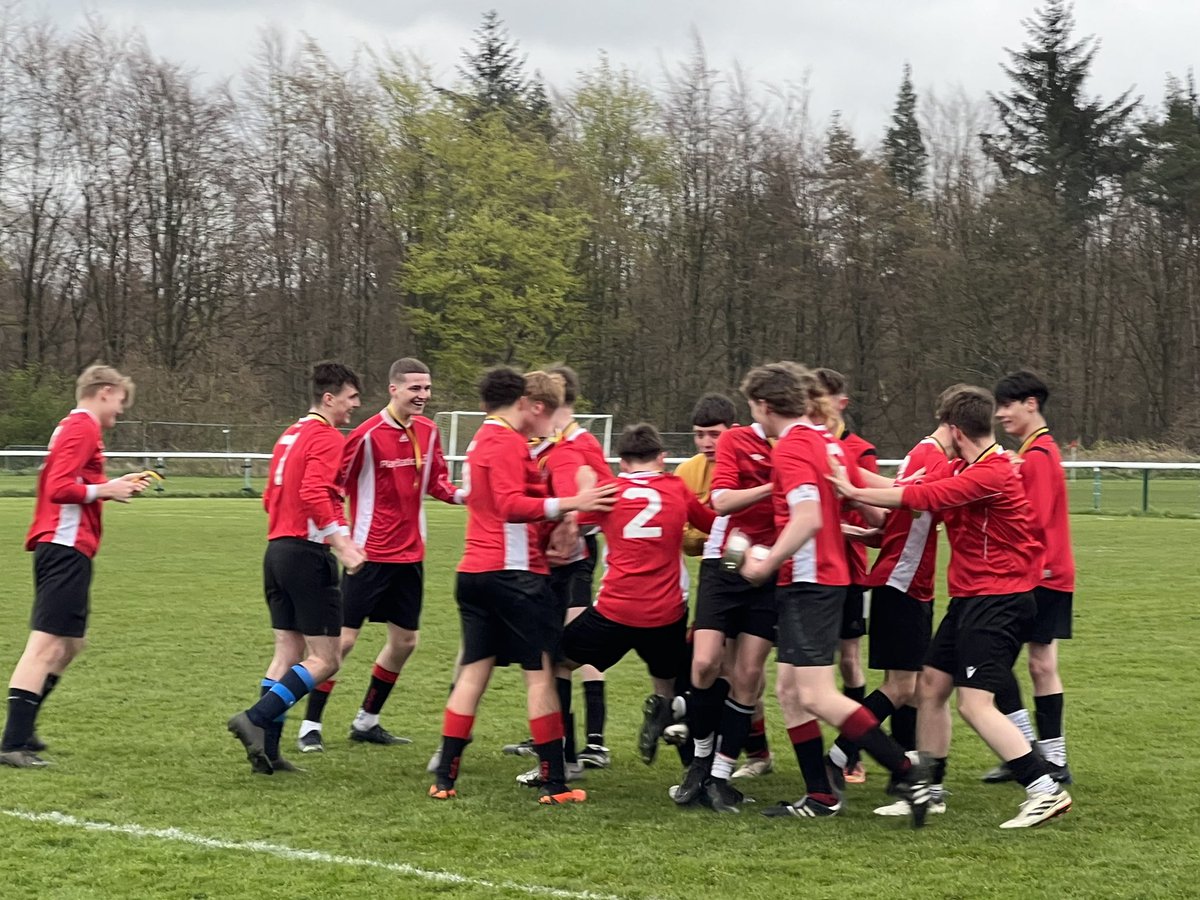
top-left (1017, 427), bottom-right (1050, 457)
top-left (619, 470), bottom-right (663, 479)
top-left (70, 407), bottom-right (100, 424)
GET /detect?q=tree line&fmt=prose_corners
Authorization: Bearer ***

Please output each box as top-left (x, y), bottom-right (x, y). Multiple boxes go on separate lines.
top-left (1, 2), bottom-right (1198, 455)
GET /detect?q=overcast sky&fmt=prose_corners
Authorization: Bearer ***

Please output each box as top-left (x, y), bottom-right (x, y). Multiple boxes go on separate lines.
top-left (32, 1), bottom-right (1200, 139)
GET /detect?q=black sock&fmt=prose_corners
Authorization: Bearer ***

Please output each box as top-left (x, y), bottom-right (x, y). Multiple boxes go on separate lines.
top-left (1034, 693), bottom-right (1064, 740)
top-left (834, 690), bottom-right (896, 758)
top-left (1007, 749), bottom-right (1050, 787)
top-left (258, 681), bottom-right (288, 760)
top-left (994, 670), bottom-right (1023, 716)
top-left (932, 756), bottom-right (948, 786)
top-left (843, 684), bottom-right (866, 703)
top-left (891, 704), bottom-right (917, 751)
top-left (40, 673), bottom-right (60, 704)
top-left (583, 680), bottom-right (606, 743)
top-left (555, 677), bottom-right (577, 763)
top-left (788, 722), bottom-right (833, 799)
top-left (688, 679), bottom-right (728, 759)
top-left (362, 665), bottom-right (399, 716)
top-left (716, 698), bottom-right (754, 762)
top-left (304, 680), bottom-right (335, 724)
top-left (2, 689), bottom-right (42, 752)
top-left (248, 665), bottom-right (315, 727)
top-left (840, 706), bottom-right (909, 776)
top-left (535, 739), bottom-right (567, 791)
top-left (436, 736), bottom-right (469, 785)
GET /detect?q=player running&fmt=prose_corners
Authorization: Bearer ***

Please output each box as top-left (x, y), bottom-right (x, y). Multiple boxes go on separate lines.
top-left (1, 366), bottom-right (149, 769)
top-left (297, 358), bottom-right (463, 753)
top-left (227, 362), bottom-right (366, 775)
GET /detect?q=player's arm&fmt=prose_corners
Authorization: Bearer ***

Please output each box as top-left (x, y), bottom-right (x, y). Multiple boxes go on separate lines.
top-left (686, 491), bottom-right (717, 534)
top-left (1017, 448), bottom-right (1054, 534)
top-left (45, 421), bottom-right (140, 503)
top-left (835, 461), bottom-right (1002, 513)
top-left (742, 488), bottom-right (821, 584)
top-left (425, 429), bottom-right (465, 505)
top-left (858, 467), bottom-right (897, 489)
top-left (843, 461), bottom-right (887, 527)
top-left (492, 450), bottom-right (614, 522)
top-left (302, 430), bottom-right (364, 570)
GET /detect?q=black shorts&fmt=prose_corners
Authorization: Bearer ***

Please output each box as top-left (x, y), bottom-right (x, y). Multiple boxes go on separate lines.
top-left (263, 538), bottom-right (342, 637)
top-left (457, 571), bottom-right (558, 671)
top-left (30, 543), bottom-right (93, 639)
top-left (342, 562), bottom-right (423, 631)
top-left (868, 584), bottom-right (934, 672)
top-left (776, 583), bottom-right (846, 667)
top-left (562, 607), bottom-right (687, 680)
top-left (1030, 587), bottom-right (1073, 644)
top-left (924, 592), bottom-right (1036, 694)
top-left (840, 584), bottom-right (869, 640)
top-left (693, 559), bottom-right (777, 641)
top-left (550, 557), bottom-right (594, 613)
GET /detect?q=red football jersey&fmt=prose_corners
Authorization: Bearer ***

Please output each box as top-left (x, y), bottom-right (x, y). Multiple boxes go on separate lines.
top-left (865, 436), bottom-right (952, 601)
top-left (26, 409), bottom-right (107, 558)
top-left (541, 423), bottom-right (612, 565)
top-left (772, 421), bottom-right (856, 587)
top-left (838, 428), bottom-right (879, 584)
top-left (704, 424), bottom-right (777, 558)
top-left (342, 409), bottom-right (462, 564)
top-left (264, 414), bottom-right (349, 543)
top-left (592, 471), bottom-right (715, 628)
top-left (1018, 429), bottom-right (1075, 592)
top-left (459, 418), bottom-right (560, 574)
top-left (900, 446), bottom-right (1043, 597)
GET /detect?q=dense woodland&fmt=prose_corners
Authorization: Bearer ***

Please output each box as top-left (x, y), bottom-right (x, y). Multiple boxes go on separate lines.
top-left (2, 2), bottom-right (1199, 455)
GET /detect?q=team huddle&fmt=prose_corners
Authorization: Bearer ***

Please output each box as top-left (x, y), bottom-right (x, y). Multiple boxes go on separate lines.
top-left (2, 358), bottom-right (1076, 830)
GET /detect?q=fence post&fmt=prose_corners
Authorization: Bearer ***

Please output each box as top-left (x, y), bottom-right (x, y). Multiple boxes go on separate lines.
top-left (1142, 468), bottom-right (1150, 513)
top-left (242, 458), bottom-right (254, 496)
top-left (1092, 468), bottom-right (1101, 511)
top-left (155, 456), bottom-right (166, 493)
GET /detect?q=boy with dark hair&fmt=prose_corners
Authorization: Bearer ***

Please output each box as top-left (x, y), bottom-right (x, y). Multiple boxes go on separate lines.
top-left (228, 361), bottom-right (366, 774)
top-left (982, 370), bottom-right (1075, 784)
top-left (675, 394), bottom-right (737, 557)
top-left (297, 357), bottom-right (463, 753)
top-left (428, 368), bottom-right (615, 805)
top-left (830, 387), bottom-right (1073, 829)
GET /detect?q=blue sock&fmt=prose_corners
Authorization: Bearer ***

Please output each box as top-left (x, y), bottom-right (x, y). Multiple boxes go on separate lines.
top-left (247, 665), bottom-right (316, 727)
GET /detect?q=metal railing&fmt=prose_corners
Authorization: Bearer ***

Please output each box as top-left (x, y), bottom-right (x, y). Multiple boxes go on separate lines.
top-left (1, 451), bottom-right (1198, 515)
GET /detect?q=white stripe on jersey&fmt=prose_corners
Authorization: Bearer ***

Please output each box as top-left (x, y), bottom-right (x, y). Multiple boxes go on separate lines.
top-left (503, 522), bottom-right (530, 570)
top-left (51, 501), bottom-right (82, 548)
top-left (352, 425), bottom-right (381, 547)
top-left (702, 515), bottom-right (730, 560)
top-left (791, 539), bottom-right (817, 583)
top-left (887, 512), bottom-right (933, 594)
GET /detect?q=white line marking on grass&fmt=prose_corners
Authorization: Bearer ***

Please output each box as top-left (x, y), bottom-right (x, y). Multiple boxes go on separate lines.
top-left (2, 809), bottom-right (627, 900)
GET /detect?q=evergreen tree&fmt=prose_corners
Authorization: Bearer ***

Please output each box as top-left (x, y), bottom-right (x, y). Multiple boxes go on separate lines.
top-left (883, 63), bottom-right (927, 197)
top-left (456, 10), bottom-right (550, 135)
top-left (981, 0), bottom-right (1138, 222)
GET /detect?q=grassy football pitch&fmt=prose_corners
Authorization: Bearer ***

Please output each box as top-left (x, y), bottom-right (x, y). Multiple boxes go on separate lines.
top-left (0, 499), bottom-right (1198, 899)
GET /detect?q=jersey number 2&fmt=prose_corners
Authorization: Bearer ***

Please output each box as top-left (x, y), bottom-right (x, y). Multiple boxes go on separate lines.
top-left (622, 487), bottom-right (663, 539)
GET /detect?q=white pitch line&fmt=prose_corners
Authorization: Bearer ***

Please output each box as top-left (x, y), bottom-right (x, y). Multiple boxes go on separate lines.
top-left (2, 809), bottom-right (627, 900)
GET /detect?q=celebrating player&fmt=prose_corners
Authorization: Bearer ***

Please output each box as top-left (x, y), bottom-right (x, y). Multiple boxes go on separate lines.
top-left (830, 387), bottom-right (1073, 829)
top-left (738, 362), bottom-right (924, 823)
top-left (674, 394), bottom-right (736, 557)
top-left (428, 369), bottom-right (615, 805)
top-left (297, 358), bottom-right (463, 753)
top-left (558, 424), bottom-right (714, 785)
top-left (815, 367), bottom-right (878, 783)
top-left (227, 362), bottom-right (366, 775)
top-left (1, 366), bottom-right (148, 769)
top-left (982, 371), bottom-right (1075, 784)
top-left (672, 411), bottom-right (777, 811)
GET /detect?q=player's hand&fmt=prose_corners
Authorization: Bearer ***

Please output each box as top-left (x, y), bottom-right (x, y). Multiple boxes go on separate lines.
top-left (841, 523), bottom-right (880, 540)
top-left (337, 543), bottom-right (366, 575)
top-left (547, 518), bottom-right (580, 560)
top-left (99, 478), bottom-right (142, 502)
top-left (826, 469), bottom-right (856, 500)
top-left (572, 480), bottom-right (617, 513)
top-left (739, 546), bottom-right (773, 585)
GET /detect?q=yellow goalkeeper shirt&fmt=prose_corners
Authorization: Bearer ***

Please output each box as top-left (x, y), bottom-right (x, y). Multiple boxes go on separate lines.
top-left (674, 452), bottom-right (713, 556)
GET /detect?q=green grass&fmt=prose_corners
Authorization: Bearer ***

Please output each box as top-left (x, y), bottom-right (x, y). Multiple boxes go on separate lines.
top-left (0, 500), bottom-right (1198, 899)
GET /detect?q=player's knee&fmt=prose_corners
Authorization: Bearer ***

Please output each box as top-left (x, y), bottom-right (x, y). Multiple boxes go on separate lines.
top-left (691, 655), bottom-right (721, 688)
top-left (731, 661), bottom-right (763, 701)
top-left (1027, 651), bottom-right (1057, 683)
top-left (37, 637), bottom-right (78, 669)
top-left (883, 674), bottom-right (916, 707)
top-left (917, 669), bottom-right (950, 706)
top-left (390, 629), bottom-right (419, 653)
top-left (954, 690), bottom-right (991, 724)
